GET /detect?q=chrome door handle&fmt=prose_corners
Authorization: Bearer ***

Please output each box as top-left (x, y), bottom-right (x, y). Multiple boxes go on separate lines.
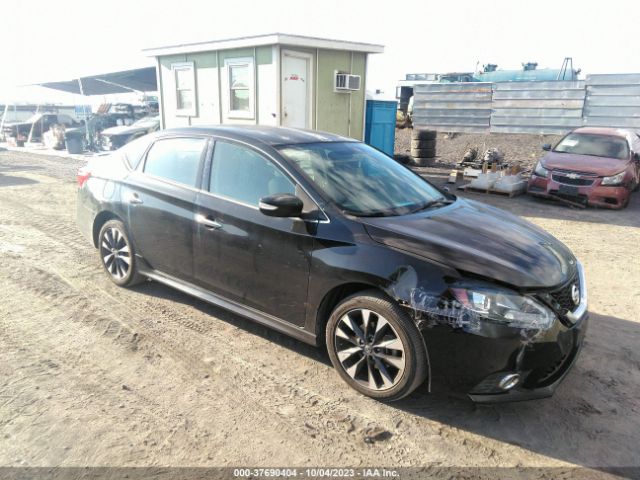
top-left (196, 214), bottom-right (223, 230)
top-left (128, 193), bottom-right (143, 205)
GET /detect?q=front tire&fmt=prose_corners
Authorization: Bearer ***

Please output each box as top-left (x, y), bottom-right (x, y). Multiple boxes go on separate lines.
top-left (98, 219), bottom-right (145, 287)
top-left (326, 290), bottom-right (428, 401)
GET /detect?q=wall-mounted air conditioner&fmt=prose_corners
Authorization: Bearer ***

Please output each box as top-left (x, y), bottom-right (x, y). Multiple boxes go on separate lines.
top-left (334, 72), bottom-right (361, 92)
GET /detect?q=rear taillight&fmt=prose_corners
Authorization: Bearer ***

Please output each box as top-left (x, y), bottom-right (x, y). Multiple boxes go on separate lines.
top-left (77, 166), bottom-right (91, 187)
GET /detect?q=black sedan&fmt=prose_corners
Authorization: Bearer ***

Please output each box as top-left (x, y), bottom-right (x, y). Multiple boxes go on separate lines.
top-left (76, 126), bottom-right (588, 402)
top-left (98, 116), bottom-right (160, 151)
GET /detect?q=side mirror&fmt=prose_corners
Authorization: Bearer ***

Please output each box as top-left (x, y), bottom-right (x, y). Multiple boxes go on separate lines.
top-left (542, 144), bottom-right (552, 151)
top-left (259, 193), bottom-right (303, 218)
top-left (633, 152), bottom-right (640, 162)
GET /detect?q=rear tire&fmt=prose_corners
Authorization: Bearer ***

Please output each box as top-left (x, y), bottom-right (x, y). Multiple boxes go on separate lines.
top-left (411, 147), bottom-right (436, 158)
top-left (412, 157), bottom-right (435, 167)
top-left (411, 139), bottom-right (436, 149)
top-left (98, 219), bottom-right (145, 287)
top-left (326, 290), bottom-right (428, 401)
top-left (412, 129), bottom-right (437, 141)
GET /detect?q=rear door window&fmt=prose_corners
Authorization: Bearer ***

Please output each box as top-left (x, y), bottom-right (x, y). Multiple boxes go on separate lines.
top-left (208, 141), bottom-right (295, 206)
top-left (143, 137), bottom-right (206, 187)
top-left (121, 135), bottom-right (152, 170)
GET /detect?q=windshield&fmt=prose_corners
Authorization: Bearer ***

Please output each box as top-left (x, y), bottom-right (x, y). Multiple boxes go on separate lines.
top-left (278, 142), bottom-right (448, 216)
top-left (554, 133), bottom-right (629, 160)
top-left (132, 116), bottom-right (159, 127)
top-left (24, 113), bottom-right (44, 123)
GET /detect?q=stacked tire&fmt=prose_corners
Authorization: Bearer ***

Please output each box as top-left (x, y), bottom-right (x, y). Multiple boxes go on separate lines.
top-left (411, 129), bottom-right (437, 166)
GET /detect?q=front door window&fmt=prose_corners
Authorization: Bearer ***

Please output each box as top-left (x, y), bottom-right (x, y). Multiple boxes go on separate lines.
top-left (209, 141), bottom-right (295, 206)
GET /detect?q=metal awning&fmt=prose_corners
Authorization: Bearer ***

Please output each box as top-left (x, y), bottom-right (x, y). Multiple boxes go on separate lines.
top-left (37, 67), bottom-right (157, 95)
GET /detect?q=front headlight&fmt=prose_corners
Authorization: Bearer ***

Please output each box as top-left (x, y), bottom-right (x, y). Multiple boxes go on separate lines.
top-left (601, 171), bottom-right (625, 186)
top-left (451, 286), bottom-right (555, 330)
top-left (534, 162), bottom-right (549, 178)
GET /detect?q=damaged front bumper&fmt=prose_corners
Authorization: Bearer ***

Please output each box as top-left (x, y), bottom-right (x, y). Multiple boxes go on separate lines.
top-left (467, 313), bottom-right (588, 403)
top-left (421, 311), bottom-right (588, 403)
top-left (414, 262), bottom-right (589, 404)
top-left (528, 174), bottom-right (630, 209)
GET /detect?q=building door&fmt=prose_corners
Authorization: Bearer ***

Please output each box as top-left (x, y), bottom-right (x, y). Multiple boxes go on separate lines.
top-left (281, 50), bottom-right (312, 128)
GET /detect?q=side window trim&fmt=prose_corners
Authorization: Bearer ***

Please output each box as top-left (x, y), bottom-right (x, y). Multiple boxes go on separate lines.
top-left (139, 135), bottom-right (210, 191)
top-left (124, 136), bottom-right (155, 171)
top-left (198, 137), bottom-right (215, 191)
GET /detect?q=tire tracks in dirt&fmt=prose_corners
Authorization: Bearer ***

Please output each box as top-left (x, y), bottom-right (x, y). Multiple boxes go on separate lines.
top-left (6, 150), bottom-right (633, 472)
top-left (0, 154), bottom-right (513, 468)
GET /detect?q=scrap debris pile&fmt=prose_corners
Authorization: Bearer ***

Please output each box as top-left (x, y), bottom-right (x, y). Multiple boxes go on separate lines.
top-left (450, 144), bottom-right (527, 198)
top-left (460, 146), bottom-right (506, 168)
top-left (400, 131), bottom-right (530, 198)
top-left (1, 101), bottom-right (159, 153)
top-left (458, 164), bottom-right (528, 197)
top-left (394, 128), bottom-right (563, 171)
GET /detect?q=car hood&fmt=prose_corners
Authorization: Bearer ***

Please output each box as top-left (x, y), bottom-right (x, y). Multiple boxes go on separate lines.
top-left (362, 198), bottom-right (576, 289)
top-left (542, 152), bottom-right (628, 176)
top-left (101, 125), bottom-right (147, 136)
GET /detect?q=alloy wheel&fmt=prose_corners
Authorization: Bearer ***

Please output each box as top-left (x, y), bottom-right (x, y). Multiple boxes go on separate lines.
top-left (100, 227), bottom-right (131, 280)
top-left (334, 308), bottom-right (406, 391)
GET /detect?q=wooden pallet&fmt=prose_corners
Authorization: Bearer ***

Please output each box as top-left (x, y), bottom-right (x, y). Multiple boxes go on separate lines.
top-left (458, 184), bottom-right (525, 198)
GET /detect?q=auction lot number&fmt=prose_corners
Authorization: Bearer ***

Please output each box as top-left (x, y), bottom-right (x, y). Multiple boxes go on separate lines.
top-left (234, 468), bottom-right (399, 478)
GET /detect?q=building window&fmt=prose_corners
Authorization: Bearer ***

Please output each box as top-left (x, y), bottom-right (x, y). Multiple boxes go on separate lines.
top-left (230, 64), bottom-right (250, 111)
top-left (172, 62), bottom-right (196, 116)
top-left (225, 57), bottom-right (254, 118)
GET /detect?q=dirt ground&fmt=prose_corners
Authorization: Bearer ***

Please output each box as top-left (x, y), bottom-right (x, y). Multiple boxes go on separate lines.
top-left (0, 148), bottom-right (639, 478)
top-left (395, 128), bottom-right (563, 170)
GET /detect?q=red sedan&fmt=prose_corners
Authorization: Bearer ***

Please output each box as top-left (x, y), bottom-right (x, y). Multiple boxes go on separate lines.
top-left (528, 127), bottom-right (640, 209)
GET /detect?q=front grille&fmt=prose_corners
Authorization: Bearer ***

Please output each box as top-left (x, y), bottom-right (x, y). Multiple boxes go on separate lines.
top-left (551, 173), bottom-right (594, 186)
top-left (548, 278), bottom-right (580, 317)
top-left (554, 168), bottom-right (597, 176)
top-left (550, 191), bottom-right (589, 205)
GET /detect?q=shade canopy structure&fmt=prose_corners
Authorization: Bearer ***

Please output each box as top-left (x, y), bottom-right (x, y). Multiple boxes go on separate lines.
top-left (37, 67), bottom-right (157, 95)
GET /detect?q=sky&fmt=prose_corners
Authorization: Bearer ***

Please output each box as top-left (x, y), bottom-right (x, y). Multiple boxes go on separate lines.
top-left (2, 0), bottom-right (640, 105)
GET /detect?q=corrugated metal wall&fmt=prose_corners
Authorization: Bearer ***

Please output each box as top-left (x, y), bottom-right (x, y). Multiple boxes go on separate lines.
top-left (583, 74), bottom-right (640, 129)
top-left (411, 75), bottom-right (640, 134)
top-left (411, 83), bottom-right (492, 133)
top-left (491, 81), bottom-right (585, 134)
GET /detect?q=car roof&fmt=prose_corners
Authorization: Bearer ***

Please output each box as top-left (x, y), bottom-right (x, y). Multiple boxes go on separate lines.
top-left (157, 125), bottom-right (357, 147)
top-left (571, 127), bottom-right (633, 138)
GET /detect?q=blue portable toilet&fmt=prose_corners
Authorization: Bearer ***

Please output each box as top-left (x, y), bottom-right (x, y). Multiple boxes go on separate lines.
top-left (364, 100), bottom-right (397, 157)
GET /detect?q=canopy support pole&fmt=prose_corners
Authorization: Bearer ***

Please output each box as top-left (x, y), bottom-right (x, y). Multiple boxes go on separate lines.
top-left (77, 78), bottom-right (90, 149)
top-left (27, 105), bottom-right (40, 144)
top-left (0, 104), bottom-right (8, 141)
